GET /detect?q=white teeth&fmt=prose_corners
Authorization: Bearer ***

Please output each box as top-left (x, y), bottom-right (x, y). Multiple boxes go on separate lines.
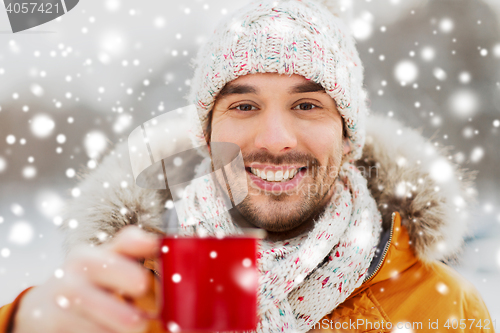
top-left (249, 168), bottom-right (302, 182)
top-left (251, 168), bottom-right (260, 177)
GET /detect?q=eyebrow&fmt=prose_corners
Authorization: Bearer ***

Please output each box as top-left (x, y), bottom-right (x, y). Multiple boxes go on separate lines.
top-left (217, 83), bottom-right (258, 97)
top-left (289, 81), bottom-right (326, 94)
top-left (217, 80), bottom-right (326, 98)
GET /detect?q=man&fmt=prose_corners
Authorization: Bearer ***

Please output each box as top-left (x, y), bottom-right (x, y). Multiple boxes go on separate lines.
top-left (1, 0), bottom-right (494, 332)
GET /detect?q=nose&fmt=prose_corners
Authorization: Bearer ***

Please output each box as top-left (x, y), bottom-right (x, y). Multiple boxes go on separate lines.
top-left (254, 107), bottom-right (297, 154)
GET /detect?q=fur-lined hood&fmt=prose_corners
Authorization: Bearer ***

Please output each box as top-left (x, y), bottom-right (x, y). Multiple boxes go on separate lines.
top-left (61, 113), bottom-right (476, 263)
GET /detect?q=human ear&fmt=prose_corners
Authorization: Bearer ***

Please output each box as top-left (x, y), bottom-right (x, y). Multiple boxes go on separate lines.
top-left (205, 109), bottom-right (213, 155)
top-left (342, 138), bottom-right (351, 156)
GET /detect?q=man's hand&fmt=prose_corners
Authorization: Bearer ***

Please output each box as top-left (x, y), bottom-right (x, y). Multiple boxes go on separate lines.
top-left (12, 226), bottom-right (159, 333)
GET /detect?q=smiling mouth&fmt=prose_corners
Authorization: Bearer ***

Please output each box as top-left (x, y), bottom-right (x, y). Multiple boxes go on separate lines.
top-left (245, 167), bottom-right (307, 182)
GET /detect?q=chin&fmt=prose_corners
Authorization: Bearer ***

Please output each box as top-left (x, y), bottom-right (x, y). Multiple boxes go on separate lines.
top-left (236, 196), bottom-right (307, 232)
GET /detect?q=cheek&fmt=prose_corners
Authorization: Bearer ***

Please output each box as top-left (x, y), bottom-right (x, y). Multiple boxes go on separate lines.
top-left (211, 118), bottom-right (251, 147)
top-left (298, 121), bottom-right (343, 162)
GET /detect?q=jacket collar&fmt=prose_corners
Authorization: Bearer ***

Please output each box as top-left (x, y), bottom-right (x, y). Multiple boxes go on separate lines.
top-left (362, 211), bottom-right (417, 286)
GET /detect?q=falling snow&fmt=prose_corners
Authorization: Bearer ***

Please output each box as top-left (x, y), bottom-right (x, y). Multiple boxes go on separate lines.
top-left (71, 188), bottom-right (81, 198)
top-left (36, 191), bottom-right (64, 218)
top-left (470, 147), bottom-right (485, 163)
top-left (66, 168), bottom-right (76, 178)
top-left (54, 269), bottom-right (64, 279)
top-left (11, 203), bottom-right (24, 217)
top-left (350, 12), bottom-right (374, 41)
top-left (394, 60), bottom-right (418, 84)
top-left (0, 0), bottom-right (498, 317)
top-left (421, 47), bottom-right (435, 61)
top-left (56, 134), bottom-right (67, 144)
top-left (448, 90), bottom-right (479, 118)
top-left (30, 84), bottom-right (44, 97)
top-left (8, 222), bottom-right (35, 245)
top-left (6, 135), bottom-right (16, 145)
top-left (22, 166), bottom-right (37, 179)
top-left (56, 295), bottom-right (70, 309)
top-left (172, 273), bottom-right (182, 283)
top-left (167, 321), bottom-right (180, 333)
top-left (84, 131), bottom-right (108, 159)
top-left (429, 159), bottom-right (453, 183)
top-left (439, 18), bottom-right (454, 33)
top-left (433, 68), bottom-right (447, 81)
top-left (458, 71), bottom-right (471, 84)
top-left (242, 258), bottom-right (252, 267)
top-left (1, 249), bottom-right (11, 258)
top-left (30, 114), bottom-right (55, 138)
top-left (68, 219), bottom-right (79, 229)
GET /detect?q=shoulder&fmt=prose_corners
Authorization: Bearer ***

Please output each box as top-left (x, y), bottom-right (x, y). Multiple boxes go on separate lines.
top-left (424, 260), bottom-right (492, 317)
top-left (367, 258), bottom-right (493, 328)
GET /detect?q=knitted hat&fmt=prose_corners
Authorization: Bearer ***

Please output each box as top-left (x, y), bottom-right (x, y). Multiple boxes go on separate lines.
top-left (188, 0), bottom-right (367, 161)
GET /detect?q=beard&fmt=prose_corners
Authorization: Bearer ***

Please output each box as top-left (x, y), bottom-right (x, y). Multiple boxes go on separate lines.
top-left (233, 149), bottom-right (343, 233)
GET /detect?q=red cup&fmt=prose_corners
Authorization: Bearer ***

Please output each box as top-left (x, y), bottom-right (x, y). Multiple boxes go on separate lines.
top-left (159, 236), bottom-right (259, 332)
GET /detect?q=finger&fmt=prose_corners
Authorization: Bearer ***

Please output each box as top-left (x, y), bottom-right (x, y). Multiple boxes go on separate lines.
top-left (66, 247), bottom-right (150, 298)
top-left (72, 281), bottom-right (148, 333)
top-left (107, 225), bottom-right (160, 259)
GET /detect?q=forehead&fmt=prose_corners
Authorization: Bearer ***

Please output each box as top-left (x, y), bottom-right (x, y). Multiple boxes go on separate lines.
top-left (217, 73), bottom-right (326, 98)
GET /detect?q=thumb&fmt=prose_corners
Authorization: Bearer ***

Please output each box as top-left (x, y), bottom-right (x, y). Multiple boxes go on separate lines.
top-left (106, 225), bottom-right (160, 260)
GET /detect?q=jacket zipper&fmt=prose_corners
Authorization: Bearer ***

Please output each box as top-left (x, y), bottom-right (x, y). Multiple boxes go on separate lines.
top-left (152, 269), bottom-right (161, 277)
top-left (363, 211), bottom-right (396, 283)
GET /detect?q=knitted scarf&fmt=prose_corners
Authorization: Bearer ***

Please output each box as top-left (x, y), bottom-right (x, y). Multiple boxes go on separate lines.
top-left (178, 156), bottom-right (382, 333)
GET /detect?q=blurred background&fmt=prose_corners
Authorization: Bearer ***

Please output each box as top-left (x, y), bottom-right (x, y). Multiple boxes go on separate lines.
top-left (1, 0), bottom-right (499, 320)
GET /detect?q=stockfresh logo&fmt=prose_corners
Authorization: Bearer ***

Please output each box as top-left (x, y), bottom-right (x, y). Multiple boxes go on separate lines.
top-left (3, 0), bottom-right (79, 33)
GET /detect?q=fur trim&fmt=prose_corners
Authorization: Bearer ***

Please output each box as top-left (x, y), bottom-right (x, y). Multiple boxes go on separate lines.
top-left (61, 114), bottom-right (476, 263)
top-left (356, 115), bottom-right (476, 263)
top-left (60, 141), bottom-right (166, 254)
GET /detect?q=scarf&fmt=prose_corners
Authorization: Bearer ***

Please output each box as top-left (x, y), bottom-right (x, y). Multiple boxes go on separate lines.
top-left (177, 156), bottom-right (382, 333)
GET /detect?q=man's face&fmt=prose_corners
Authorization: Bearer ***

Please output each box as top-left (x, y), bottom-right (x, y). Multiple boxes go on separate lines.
top-left (210, 73), bottom-right (345, 234)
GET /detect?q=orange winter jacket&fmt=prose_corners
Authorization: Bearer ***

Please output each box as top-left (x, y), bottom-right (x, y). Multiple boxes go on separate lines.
top-left (1, 212), bottom-right (494, 333)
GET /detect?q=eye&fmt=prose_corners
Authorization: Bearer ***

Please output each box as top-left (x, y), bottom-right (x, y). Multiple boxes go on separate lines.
top-left (232, 104), bottom-right (257, 111)
top-left (293, 102), bottom-right (319, 111)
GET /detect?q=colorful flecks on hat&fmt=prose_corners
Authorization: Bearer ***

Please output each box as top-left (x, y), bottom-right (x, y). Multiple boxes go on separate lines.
top-left (188, 0), bottom-right (367, 162)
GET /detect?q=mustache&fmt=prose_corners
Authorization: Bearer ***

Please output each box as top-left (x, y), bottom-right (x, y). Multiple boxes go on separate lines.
top-left (242, 151), bottom-right (320, 167)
